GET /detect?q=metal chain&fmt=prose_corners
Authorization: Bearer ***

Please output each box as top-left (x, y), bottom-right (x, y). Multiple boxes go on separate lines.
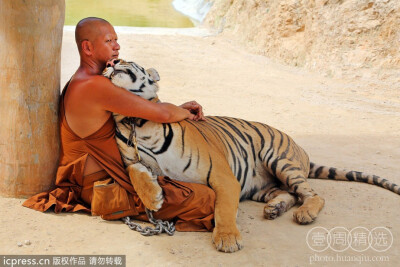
top-left (127, 120), bottom-right (141, 162)
top-left (122, 119), bottom-right (175, 236)
top-left (121, 208), bottom-right (175, 236)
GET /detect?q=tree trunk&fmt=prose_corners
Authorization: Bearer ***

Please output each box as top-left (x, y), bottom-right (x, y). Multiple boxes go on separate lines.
top-left (0, 0), bottom-right (65, 197)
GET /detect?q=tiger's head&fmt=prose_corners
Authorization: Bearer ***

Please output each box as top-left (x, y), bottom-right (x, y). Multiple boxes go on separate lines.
top-left (102, 59), bottom-right (160, 101)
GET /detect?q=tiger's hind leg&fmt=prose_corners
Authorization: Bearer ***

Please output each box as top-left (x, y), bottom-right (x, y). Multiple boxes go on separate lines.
top-left (252, 185), bottom-right (297, 220)
top-left (258, 125), bottom-right (325, 224)
top-left (275, 167), bottom-right (325, 224)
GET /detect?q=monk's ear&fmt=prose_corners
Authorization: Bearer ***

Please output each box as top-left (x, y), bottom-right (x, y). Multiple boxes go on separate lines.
top-left (81, 40), bottom-right (93, 56)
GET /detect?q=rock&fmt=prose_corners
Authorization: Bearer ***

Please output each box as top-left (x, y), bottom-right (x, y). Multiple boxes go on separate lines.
top-left (24, 240), bottom-right (31, 245)
top-left (203, 0), bottom-right (400, 81)
top-left (17, 242), bottom-right (23, 247)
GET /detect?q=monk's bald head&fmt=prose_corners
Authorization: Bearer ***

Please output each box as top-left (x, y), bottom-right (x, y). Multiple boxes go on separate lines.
top-left (75, 17), bottom-right (112, 52)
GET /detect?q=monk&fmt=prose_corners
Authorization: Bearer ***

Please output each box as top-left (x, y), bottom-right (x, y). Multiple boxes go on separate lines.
top-left (23, 17), bottom-right (215, 232)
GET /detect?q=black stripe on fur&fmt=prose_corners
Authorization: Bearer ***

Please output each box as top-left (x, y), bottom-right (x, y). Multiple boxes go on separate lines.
top-left (206, 156), bottom-right (212, 187)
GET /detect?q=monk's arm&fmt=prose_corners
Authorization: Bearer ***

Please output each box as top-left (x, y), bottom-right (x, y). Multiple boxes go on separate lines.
top-left (87, 76), bottom-right (195, 122)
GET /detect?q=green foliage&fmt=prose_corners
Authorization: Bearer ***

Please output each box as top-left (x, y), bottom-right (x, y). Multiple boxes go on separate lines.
top-left (65, 0), bottom-right (194, 28)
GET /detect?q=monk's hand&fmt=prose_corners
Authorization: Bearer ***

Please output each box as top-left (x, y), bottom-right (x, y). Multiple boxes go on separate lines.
top-left (180, 101), bottom-right (206, 121)
top-left (106, 58), bottom-right (120, 68)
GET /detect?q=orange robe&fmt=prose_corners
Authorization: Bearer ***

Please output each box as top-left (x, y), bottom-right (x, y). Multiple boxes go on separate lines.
top-left (23, 81), bottom-right (215, 232)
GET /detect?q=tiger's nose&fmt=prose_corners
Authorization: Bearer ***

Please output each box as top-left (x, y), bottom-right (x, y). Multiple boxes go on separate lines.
top-left (106, 59), bottom-right (120, 68)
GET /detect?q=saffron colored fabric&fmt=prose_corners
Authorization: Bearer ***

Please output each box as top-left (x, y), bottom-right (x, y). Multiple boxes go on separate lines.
top-left (22, 81), bottom-right (215, 232)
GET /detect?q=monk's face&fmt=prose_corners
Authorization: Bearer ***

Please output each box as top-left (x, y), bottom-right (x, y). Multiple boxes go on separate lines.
top-left (92, 23), bottom-right (120, 66)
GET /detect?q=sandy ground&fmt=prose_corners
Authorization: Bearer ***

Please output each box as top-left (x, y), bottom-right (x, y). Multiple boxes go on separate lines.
top-left (1, 27), bottom-right (399, 266)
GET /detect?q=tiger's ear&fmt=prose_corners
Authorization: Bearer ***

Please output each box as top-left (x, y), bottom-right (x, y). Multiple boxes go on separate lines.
top-left (146, 68), bottom-right (160, 82)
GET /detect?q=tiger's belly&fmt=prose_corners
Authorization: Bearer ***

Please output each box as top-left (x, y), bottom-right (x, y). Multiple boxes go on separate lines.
top-left (153, 151), bottom-right (274, 199)
top-left (138, 135), bottom-right (274, 198)
top-left (132, 117), bottom-right (280, 199)
top-left (140, 145), bottom-right (210, 185)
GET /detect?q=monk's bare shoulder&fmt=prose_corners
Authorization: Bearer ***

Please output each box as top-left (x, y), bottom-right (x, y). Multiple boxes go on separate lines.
top-left (67, 75), bottom-right (115, 102)
top-left (71, 75), bottom-right (111, 91)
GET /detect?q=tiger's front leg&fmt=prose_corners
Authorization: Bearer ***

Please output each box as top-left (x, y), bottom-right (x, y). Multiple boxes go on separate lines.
top-left (126, 163), bottom-right (164, 211)
top-left (209, 162), bottom-right (243, 253)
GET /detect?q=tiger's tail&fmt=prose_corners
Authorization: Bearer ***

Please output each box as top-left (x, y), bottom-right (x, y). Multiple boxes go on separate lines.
top-left (308, 162), bottom-right (400, 195)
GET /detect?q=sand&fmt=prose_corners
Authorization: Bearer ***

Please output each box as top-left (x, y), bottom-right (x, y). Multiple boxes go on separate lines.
top-left (1, 27), bottom-right (399, 266)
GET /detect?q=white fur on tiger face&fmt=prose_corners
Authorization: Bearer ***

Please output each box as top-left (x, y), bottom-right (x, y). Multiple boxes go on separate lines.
top-left (103, 59), bottom-right (160, 101)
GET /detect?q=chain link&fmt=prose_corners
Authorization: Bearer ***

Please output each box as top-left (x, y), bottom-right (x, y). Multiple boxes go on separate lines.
top-left (121, 208), bottom-right (175, 236)
top-left (121, 119), bottom-right (174, 236)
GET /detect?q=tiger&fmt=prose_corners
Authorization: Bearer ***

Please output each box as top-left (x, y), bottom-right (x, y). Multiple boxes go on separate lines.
top-left (102, 59), bottom-right (400, 253)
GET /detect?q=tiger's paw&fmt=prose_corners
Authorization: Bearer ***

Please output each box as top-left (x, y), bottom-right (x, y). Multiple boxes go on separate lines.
top-left (264, 201), bottom-right (287, 220)
top-left (141, 185), bottom-right (164, 212)
top-left (126, 164), bottom-right (164, 212)
top-left (212, 227), bottom-right (243, 253)
top-left (293, 195), bottom-right (325, 225)
top-left (293, 206), bottom-right (317, 224)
